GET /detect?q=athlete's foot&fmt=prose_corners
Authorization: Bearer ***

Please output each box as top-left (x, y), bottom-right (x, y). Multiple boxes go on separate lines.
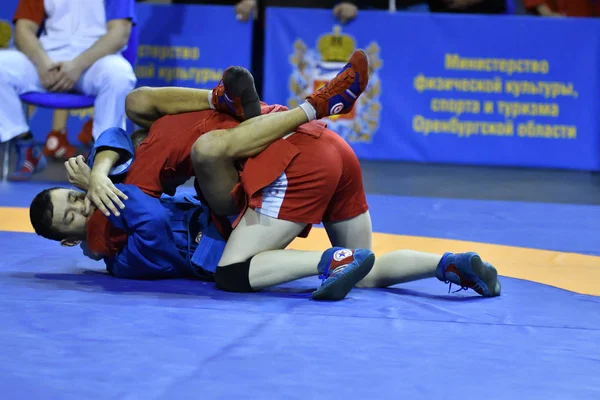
top-left (436, 252), bottom-right (501, 297)
top-left (211, 66), bottom-right (261, 121)
top-left (305, 49), bottom-right (369, 119)
top-left (312, 247), bottom-right (375, 301)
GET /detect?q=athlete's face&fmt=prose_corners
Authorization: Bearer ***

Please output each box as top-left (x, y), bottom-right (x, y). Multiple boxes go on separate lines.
top-left (49, 189), bottom-right (94, 241)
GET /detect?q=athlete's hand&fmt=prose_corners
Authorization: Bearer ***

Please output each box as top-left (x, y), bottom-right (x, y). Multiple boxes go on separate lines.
top-left (50, 60), bottom-right (84, 92)
top-left (333, 2), bottom-right (358, 24)
top-left (536, 4), bottom-right (564, 17)
top-left (37, 63), bottom-right (60, 90)
top-left (235, 0), bottom-right (256, 22)
top-left (65, 155), bottom-right (91, 191)
top-left (85, 172), bottom-right (128, 217)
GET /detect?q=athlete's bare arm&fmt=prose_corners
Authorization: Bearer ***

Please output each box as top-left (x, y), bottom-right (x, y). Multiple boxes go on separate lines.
top-left (125, 86), bottom-right (212, 129)
top-left (192, 107), bottom-right (308, 164)
top-left (191, 107), bottom-right (310, 216)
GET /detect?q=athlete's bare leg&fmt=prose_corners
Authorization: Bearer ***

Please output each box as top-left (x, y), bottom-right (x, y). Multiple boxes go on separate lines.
top-left (324, 211), bottom-right (373, 250)
top-left (323, 211), bottom-right (500, 295)
top-left (219, 208), bottom-right (438, 292)
top-left (191, 108), bottom-right (309, 215)
top-left (219, 208), bottom-right (435, 291)
top-left (52, 109), bottom-right (69, 132)
top-left (217, 207), bottom-right (321, 289)
top-left (359, 250), bottom-right (439, 288)
top-left (323, 211), bottom-right (438, 288)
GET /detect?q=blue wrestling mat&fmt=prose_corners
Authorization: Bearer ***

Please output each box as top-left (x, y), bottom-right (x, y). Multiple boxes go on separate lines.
top-left (0, 182), bottom-right (599, 399)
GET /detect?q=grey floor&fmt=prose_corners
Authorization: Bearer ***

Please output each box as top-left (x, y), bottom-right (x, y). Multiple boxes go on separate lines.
top-left (2, 142), bottom-right (598, 205)
top-left (359, 161), bottom-right (600, 205)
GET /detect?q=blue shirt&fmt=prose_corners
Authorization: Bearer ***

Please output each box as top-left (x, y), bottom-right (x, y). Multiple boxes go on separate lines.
top-left (106, 0), bottom-right (137, 24)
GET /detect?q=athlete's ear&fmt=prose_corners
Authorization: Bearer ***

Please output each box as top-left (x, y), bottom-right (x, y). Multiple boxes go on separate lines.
top-left (60, 239), bottom-right (81, 247)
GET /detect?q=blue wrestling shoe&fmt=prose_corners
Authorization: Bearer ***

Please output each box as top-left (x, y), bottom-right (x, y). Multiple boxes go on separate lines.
top-left (436, 252), bottom-right (501, 297)
top-left (305, 49), bottom-right (369, 119)
top-left (312, 247), bottom-right (375, 301)
top-left (211, 66), bottom-right (261, 121)
top-left (7, 138), bottom-right (47, 181)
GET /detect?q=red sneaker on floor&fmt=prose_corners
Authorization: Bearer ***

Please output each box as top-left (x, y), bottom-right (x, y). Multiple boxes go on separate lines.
top-left (77, 119), bottom-right (94, 147)
top-left (43, 130), bottom-right (77, 160)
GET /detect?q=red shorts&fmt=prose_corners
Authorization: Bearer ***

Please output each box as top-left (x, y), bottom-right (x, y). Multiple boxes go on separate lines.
top-left (248, 128), bottom-right (368, 225)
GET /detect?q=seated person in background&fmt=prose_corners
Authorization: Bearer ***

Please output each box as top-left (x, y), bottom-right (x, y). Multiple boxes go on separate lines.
top-left (523, 0), bottom-right (599, 17)
top-left (0, 0), bottom-right (137, 181)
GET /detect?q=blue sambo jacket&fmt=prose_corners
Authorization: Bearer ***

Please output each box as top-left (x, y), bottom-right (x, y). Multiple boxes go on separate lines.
top-left (82, 127), bottom-right (228, 280)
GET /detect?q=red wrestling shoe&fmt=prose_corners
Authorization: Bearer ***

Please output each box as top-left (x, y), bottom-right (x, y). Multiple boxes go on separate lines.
top-left (77, 119), bottom-right (94, 147)
top-left (43, 130), bottom-right (77, 160)
top-left (211, 66), bottom-right (261, 121)
top-left (305, 49), bottom-right (369, 119)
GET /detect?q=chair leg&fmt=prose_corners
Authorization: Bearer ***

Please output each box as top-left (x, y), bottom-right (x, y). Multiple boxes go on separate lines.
top-left (2, 141), bottom-right (9, 182)
top-left (3, 102), bottom-right (32, 181)
top-left (24, 103), bottom-right (31, 120)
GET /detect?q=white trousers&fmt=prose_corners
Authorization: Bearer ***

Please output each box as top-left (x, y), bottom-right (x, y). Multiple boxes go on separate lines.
top-left (0, 49), bottom-right (137, 143)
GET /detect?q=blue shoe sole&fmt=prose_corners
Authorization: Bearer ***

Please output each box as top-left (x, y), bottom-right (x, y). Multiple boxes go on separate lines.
top-left (223, 66), bottom-right (261, 120)
top-left (312, 252), bottom-right (375, 301)
top-left (470, 254), bottom-right (501, 297)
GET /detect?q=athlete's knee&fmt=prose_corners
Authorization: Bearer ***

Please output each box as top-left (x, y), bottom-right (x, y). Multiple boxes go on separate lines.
top-left (191, 130), bottom-right (231, 165)
top-left (97, 56), bottom-right (137, 88)
top-left (214, 259), bottom-right (255, 292)
top-left (125, 87), bottom-right (152, 121)
top-left (0, 50), bottom-right (27, 83)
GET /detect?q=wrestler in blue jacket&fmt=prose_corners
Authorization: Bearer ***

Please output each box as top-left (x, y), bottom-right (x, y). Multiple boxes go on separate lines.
top-left (81, 127), bottom-right (228, 281)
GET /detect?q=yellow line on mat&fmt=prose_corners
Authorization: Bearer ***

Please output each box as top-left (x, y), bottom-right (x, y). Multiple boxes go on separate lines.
top-left (2, 207), bottom-right (599, 295)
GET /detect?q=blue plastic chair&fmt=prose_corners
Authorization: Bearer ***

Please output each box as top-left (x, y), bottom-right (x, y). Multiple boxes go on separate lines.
top-left (2, 25), bottom-right (138, 180)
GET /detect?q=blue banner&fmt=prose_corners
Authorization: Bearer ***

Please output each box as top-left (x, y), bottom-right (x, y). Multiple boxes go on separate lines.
top-left (0, 3), bottom-right (252, 145)
top-left (0, 0), bottom-right (16, 49)
top-left (264, 8), bottom-right (600, 170)
top-left (135, 4), bottom-right (253, 89)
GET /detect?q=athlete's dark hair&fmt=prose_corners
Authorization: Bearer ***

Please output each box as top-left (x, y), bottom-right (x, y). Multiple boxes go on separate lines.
top-left (29, 188), bottom-right (66, 241)
top-left (131, 129), bottom-right (149, 150)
